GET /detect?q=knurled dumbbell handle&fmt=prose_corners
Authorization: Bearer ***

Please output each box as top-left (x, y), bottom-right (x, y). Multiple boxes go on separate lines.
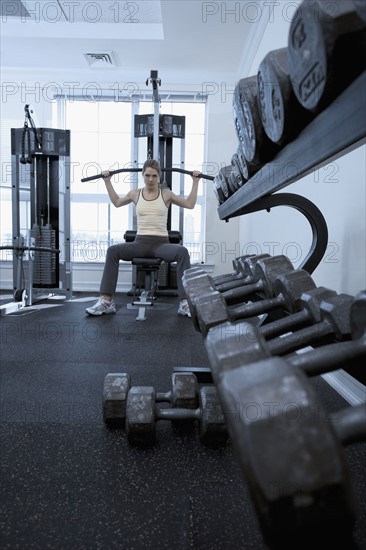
top-left (331, 404), bottom-right (366, 446)
top-left (289, 338), bottom-right (365, 376)
top-left (221, 279), bottom-right (263, 303)
top-left (232, 293), bottom-right (286, 318)
top-left (207, 257), bottom-right (252, 285)
top-left (217, 254), bottom-right (277, 305)
top-left (260, 308), bottom-right (311, 338)
top-left (211, 254), bottom-right (280, 301)
top-left (215, 275), bottom-right (252, 293)
top-left (185, 271), bottom-right (251, 297)
top-left (268, 319), bottom-right (340, 356)
top-left (156, 407), bottom-right (200, 421)
top-left (155, 391), bottom-right (173, 403)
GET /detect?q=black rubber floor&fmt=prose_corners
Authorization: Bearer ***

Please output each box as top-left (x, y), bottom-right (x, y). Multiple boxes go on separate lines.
top-left (0, 293), bottom-right (365, 549)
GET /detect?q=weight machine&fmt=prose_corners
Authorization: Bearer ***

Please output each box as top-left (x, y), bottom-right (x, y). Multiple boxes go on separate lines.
top-left (1, 105), bottom-right (72, 314)
top-left (81, 71), bottom-right (213, 317)
top-left (132, 70), bottom-right (187, 294)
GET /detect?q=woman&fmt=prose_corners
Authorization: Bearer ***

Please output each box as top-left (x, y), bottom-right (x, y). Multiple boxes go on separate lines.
top-left (86, 159), bottom-right (202, 317)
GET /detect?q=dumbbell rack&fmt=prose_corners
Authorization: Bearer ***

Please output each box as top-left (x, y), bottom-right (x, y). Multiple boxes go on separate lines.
top-left (187, 6), bottom-right (366, 546)
top-left (218, 71), bottom-right (366, 253)
top-left (218, 71), bottom-right (365, 272)
top-left (219, 70), bottom-right (365, 217)
top-left (216, 70), bottom-right (366, 392)
top-left (181, 254), bottom-right (366, 548)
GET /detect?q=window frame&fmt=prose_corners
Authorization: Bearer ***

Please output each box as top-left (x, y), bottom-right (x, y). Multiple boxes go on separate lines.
top-left (55, 89), bottom-right (208, 264)
top-left (0, 90), bottom-right (208, 266)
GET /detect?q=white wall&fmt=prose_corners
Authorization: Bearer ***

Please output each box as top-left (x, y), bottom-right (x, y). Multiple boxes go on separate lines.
top-left (203, 87), bottom-right (241, 276)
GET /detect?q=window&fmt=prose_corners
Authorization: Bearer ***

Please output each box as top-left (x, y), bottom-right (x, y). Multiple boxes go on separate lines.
top-left (0, 117), bottom-right (18, 261)
top-left (59, 94), bottom-right (206, 263)
top-left (63, 99), bottom-right (133, 262)
top-left (0, 93), bottom-right (207, 266)
top-left (137, 100), bottom-right (206, 263)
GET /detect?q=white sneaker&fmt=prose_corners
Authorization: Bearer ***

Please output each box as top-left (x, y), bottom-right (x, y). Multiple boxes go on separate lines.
top-left (85, 298), bottom-right (116, 316)
top-left (178, 299), bottom-right (191, 317)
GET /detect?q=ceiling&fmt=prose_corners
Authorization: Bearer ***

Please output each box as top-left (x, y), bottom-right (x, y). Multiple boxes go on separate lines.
top-left (0, 0), bottom-right (268, 85)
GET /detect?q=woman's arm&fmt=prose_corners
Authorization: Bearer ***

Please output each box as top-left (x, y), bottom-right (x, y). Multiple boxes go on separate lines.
top-left (163, 171), bottom-right (202, 209)
top-left (102, 171), bottom-right (137, 207)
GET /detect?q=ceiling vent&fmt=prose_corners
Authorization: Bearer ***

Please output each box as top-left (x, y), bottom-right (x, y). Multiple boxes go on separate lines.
top-left (83, 51), bottom-right (117, 69)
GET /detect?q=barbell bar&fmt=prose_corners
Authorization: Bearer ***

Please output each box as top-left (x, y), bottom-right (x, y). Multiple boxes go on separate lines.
top-left (81, 167), bottom-right (214, 183)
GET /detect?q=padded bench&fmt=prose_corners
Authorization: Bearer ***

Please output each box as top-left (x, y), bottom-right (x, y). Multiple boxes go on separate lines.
top-left (124, 230), bottom-right (182, 320)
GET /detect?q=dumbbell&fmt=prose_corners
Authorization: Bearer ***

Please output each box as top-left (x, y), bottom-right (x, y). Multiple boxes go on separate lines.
top-left (235, 141), bottom-right (255, 181)
top-left (102, 372), bottom-right (198, 425)
top-left (103, 372), bottom-right (131, 425)
top-left (204, 291), bottom-right (356, 371)
top-left (231, 149), bottom-right (247, 188)
top-left (257, 47), bottom-right (314, 145)
top-left (205, 290), bottom-right (365, 384)
top-left (212, 171), bottom-right (226, 205)
top-left (183, 254), bottom-right (271, 297)
top-left (288, 0), bottom-right (366, 113)
top-left (184, 254), bottom-right (281, 311)
top-left (215, 165), bottom-right (233, 200)
top-left (259, 286), bottom-right (338, 339)
top-left (219, 164), bottom-right (242, 199)
top-left (219, 165), bottom-right (242, 198)
top-left (233, 75), bottom-right (279, 166)
top-left (183, 255), bottom-right (258, 310)
top-left (184, 254), bottom-right (276, 331)
top-left (184, 254), bottom-right (255, 287)
top-left (125, 385), bottom-right (228, 446)
top-left (215, 355), bottom-right (364, 548)
top-left (213, 165), bottom-right (240, 203)
top-left (268, 291), bottom-right (355, 354)
top-left (226, 168), bottom-right (241, 195)
top-left (195, 264), bottom-right (314, 336)
top-left (287, 289), bottom-right (366, 372)
top-left (195, 273), bottom-right (336, 343)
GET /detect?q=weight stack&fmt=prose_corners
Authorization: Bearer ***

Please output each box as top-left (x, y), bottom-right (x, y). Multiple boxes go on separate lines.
top-left (31, 224), bottom-right (57, 287)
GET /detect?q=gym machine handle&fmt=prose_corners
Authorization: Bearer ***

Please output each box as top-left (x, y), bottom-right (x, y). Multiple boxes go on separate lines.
top-left (81, 167), bottom-right (214, 183)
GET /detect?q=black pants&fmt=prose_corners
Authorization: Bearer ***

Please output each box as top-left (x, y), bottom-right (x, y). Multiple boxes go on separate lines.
top-left (100, 236), bottom-right (191, 299)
